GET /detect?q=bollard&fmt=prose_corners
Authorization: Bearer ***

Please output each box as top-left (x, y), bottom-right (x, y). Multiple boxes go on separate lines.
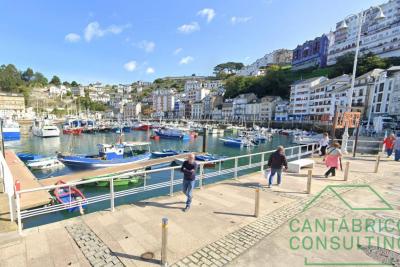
top-left (254, 188), bottom-right (260, 218)
top-left (344, 162), bottom-right (350, 181)
top-left (374, 154), bottom-right (381, 173)
top-left (234, 158), bottom-right (238, 179)
top-left (306, 170), bottom-right (312, 194)
top-left (161, 217), bottom-right (168, 266)
top-left (260, 153), bottom-right (265, 172)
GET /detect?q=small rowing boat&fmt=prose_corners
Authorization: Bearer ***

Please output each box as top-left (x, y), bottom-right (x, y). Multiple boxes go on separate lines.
top-left (53, 180), bottom-right (87, 213)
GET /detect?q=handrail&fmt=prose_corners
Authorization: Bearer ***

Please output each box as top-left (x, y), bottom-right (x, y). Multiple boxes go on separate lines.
top-left (14, 143), bottom-right (319, 233)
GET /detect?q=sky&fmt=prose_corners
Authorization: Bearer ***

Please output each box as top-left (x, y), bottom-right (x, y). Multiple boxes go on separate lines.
top-left (0, 0), bottom-right (385, 85)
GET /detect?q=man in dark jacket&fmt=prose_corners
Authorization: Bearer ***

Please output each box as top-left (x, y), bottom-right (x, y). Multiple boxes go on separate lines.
top-left (180, 153), bottom-right (198, 212)
top-left (266, 146), bottom-right (288, 188)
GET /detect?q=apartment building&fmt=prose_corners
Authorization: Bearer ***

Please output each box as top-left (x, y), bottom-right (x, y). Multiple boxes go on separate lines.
top-left (152, 88), bottom-right (176, 116)
top-left (260, 96), bottom-right (282, 121)
top-left (328, 0), bottom-right (400, 65)
top-left (0, 92), bottom-right (25, 118)
top-left (274, 100), bottom-right (290, 121)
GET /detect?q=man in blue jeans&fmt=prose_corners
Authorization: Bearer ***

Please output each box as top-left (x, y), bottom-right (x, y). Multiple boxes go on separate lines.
top-left (180, 153), bottom-right (198, 212)
top-left (266, 146), bottom-right (288, 188)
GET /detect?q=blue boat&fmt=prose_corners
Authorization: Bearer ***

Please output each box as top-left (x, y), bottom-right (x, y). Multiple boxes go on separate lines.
top-left (58, 142), bottom-right (152, 169)
top-left (17, 152), bottom-right (45, 162)
top-left (154, 128), bottom-right (188, 140)
top-left (195, 154), bottom-right (224, 162)
top-left (2, 119), bottom-right (20, 141)
top-left (220, 137), bottom-right (254, 148)
top-left (151, 149), bottom-right (189, 158)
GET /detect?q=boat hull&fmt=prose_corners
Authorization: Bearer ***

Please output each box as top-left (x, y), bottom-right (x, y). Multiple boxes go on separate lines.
top-left (134, 125), bottom-right (151, 131)
top-left (3, 129), bottom-right (20, 141)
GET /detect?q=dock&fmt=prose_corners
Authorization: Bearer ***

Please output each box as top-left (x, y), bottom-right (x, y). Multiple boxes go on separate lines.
top-left (5, 151), bottom-right (52, 210)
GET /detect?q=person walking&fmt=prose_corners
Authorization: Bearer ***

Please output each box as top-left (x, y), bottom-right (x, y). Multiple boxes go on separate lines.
top-left (324, 142), bottom-right (342, 178)
top-left (383, 133), bottom-right (396, 158)
top-left (394, 134), bottom-right (400, 161)
top-left (180, 153), bottom-right (198, 212)
top-left (266, 146), bottom-right (288, 188)
top-left (319, 132), bottom-right (330, 156)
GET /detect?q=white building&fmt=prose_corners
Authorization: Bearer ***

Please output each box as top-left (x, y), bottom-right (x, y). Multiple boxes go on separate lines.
top-left (274, 100), bottom-right (289, 121)
top-left (259, 96), bottom-right (282, 121)
top-left (232, 93), bottom-right (258, 121)
top-left (387, 66), bottom-right (400, 119)
top-left (308, 75), bottom-right (351, 122)
top-left (191, 101), bottom-right (203, 120)
top-left (184, 79), bottom-right (222, 102)
top-left (288, 77), bottom-right (328, 120)
top-left (328, 0), bottom-right (400, 66)
top-left (118, 84), bottom-right (132, 94)
top-left (123, 102), bottom-right (141, 119)
top-left (222, 101), bottom-right (233, 121)
top-left (48, 85), bottom-right (68, 97)
top-left (152, 88), bottom-right (176, 116)
top-left (245, 99), bottom-right (261, 121)
top-left (71, 86), bottom-right (85, 97)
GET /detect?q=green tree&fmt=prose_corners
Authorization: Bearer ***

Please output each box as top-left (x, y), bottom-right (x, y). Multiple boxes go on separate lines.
top-left (357, 53), bottom-right (386, 75)
top-left (62, 81), bottom-right (71, 87)
top-left (21, 67), bottom-right (34, 82)
top-left (50, 75), bottom-right (61, 86)
top-left (32, 72), bottom-right (48, 87)
top-left (0, 64), bottom-right (23, 92)
top-left (71, 81), bottom-right (78, 87)
top-left (213, 62), bottom-right (244, 78)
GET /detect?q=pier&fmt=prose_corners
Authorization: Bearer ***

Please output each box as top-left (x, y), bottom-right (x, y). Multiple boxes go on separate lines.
top-left (0, 152), bottom-right (397, 267)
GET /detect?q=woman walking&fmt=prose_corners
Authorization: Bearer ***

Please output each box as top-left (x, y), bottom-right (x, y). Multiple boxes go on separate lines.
top-left (324, 142), bottom-right (342, 178)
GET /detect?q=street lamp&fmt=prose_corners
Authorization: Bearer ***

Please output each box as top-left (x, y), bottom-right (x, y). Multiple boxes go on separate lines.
top-left (339, 6), bottom-right (385, 154)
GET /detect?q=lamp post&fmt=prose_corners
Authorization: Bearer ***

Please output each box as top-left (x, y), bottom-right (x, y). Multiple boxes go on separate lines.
top-left (339, 6), bottom-right (385, 154)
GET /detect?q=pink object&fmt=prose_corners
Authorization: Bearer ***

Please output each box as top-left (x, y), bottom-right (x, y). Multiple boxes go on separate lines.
top-left (325, 155), bottom-right (340, 168)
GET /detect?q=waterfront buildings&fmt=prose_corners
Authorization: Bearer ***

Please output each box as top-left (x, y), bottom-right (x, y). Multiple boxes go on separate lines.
top-left (71, 86), bottom-right (85, 97)
top-left (291, 33), bottom-right (334, 70)
top-left (274, 100), bottom-right (290, 121)
top-left (327, 0), bottom-right (400, 66)
top-left (0, 92), bottom-right (25, 118)
top-left (184, 79), bottom-right (222, 102)
top-left (237, 49), bottom-right (292, 76)
top-left (288, 77), bottom-right (328, 120)
top-left (123, 102), bottom-right (141, 119)
top-left (152, 88), bottom-right (176, 118)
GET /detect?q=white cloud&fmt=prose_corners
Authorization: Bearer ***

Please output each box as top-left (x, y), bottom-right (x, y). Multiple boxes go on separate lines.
top-left (230, 16), bottom-right (252, 25)
top-left (137, 40), bottom-right (156, 53)
top-left (177, 22), bottom-right (200, 34)
top-left (84, 21), bottom-right (129, 42)
top-left (124, 61), bottom-right (137, 72)
top-left (179, 56), bottom-right (194, 65)
top-left (197, 8), bottom-right (216, 23)
top-left (146, 67), bottom-right (155, 74)
top-left (173, 48), bottom-right (183, 55)
top-left (65, 33), bottom-right (81, 42)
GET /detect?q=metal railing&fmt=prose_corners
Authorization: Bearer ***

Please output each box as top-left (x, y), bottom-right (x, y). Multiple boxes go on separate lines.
top-left (14, 143), bottom-right (319, 234)
top-left (1, 152), bottom-right (15, 221)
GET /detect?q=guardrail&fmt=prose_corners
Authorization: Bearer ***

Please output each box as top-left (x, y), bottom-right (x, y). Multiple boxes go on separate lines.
top-left (1, 152), bottom-right (15, 221)
top-left (14, 143), bottom-right (319, 234)
top-left (333, 139), bottom-right (384, 155)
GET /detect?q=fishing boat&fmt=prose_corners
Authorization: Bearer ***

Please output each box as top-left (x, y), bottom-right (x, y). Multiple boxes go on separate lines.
top-left (53, 180), bottom-right (87, 213)
top-left (17, 152), bottom-right (45, 162)
top-left (122, 122), bottom-right (131, 133)
top-left (292, 133), bottom-right (322, 145)
top-left (95, 175), bottom-right (143, 187)
top-left (195, 154), bottom-right (225, 167)
top-left (151, 149), bottom-right (189, 158)
top-left (57, 142), bottom-right (152, 169)
top-left (220, 137), bottom-right (255, 148)
top-left (82, 120), bottom-right (97, 134)
top-left (32, 119), bottom-right (60, 137)
top-left (133, 122), bottom-right (151, 131)
top-left (2, 119), bottom-right (20, 141)
top-left (63, 119), bottom-right (83, 135)
top-left (154, 128), bottom-right (189, 140)
top-left (26, 157), bottom-right (64, 170)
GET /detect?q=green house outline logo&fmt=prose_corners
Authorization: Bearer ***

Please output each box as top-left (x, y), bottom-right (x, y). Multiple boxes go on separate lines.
top-left (303, 185), bottom-right (393, 212)
top-left (300, 185), bottom-right (394, 266)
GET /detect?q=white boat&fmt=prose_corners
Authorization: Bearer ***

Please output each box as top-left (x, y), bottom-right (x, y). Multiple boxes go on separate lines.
top-left (292, 133), bottom-right (323, 145)
top-left (27, 157), bottom-right (64, 170)
top-left (2, 119), bottom-right (21, 141)
top-left (32, 119), bottom-right (60, 137)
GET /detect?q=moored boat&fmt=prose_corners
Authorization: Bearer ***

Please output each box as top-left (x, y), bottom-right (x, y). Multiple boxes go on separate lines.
top-left (53, 180), bottom-right (87, 213)
top-left (154, 128), bottom-right (189, 140)
top-left (151, 149), bottom-right (189, 158)
top-left (2, 119), bottom-right (20, 141)
top-left (26, 157), bottom-right (64, 170)
top-left (63, 119), bottom-right (83, 135)
top-left (32, 119), bottom-right (60, 137)
top-left (57, 142), bottom-right (152, 169)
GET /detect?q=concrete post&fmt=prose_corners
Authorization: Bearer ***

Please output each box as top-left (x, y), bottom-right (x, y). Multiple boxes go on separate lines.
top-left (297, 146), bottom-right (301, 160)
top-left (110, 178), bottom-right (115, 212)
top-left (254, 188), bottom-right (260, 218)
top-left (344, 162), bottom-right (350, 181)
top-left (249, 155), bottom-right (252, 167)
top-left (374, 155), bottom-right (381, 173)
top-left (169, 169), bottom-right (174, 196)
top-left (306, 170), bottom-right (312, 194)
top-left (161, 217), bottom-right (168, 266)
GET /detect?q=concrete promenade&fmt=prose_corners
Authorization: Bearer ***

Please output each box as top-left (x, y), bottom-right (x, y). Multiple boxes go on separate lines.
top-left (0, 153), bottom-right (399, 267)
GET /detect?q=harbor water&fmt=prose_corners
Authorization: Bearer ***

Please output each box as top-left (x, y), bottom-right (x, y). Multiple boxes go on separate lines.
top-left (6, 130), bottom-right (294, 228)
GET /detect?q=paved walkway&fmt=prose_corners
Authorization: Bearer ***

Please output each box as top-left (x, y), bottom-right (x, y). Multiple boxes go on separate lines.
top-left (0, 154), bottom-right (397, 267)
